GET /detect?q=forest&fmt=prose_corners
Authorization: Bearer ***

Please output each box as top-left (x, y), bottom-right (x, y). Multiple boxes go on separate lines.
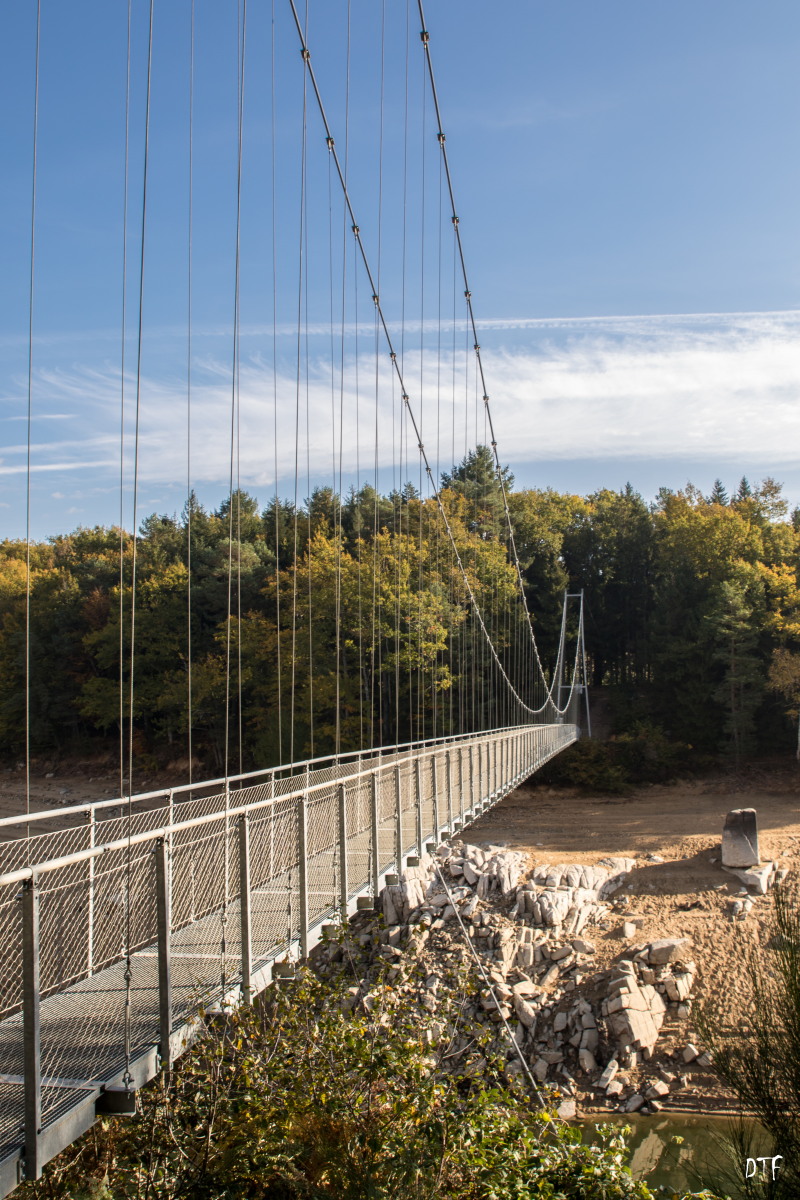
top-left (2, 448), bottom-right (800, 781)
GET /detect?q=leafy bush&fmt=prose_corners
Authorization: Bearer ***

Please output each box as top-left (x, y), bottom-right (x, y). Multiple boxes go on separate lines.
top-left (539, 724), bottom-right (693, 793)
top-left (540, 737), bottom-right (631, 794)
top-left (22, 969), bottom-right (718, 1199)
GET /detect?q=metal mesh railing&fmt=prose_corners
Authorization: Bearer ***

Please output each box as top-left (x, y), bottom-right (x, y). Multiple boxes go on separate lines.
top-left (0, 721), bottom-right (580, 1186)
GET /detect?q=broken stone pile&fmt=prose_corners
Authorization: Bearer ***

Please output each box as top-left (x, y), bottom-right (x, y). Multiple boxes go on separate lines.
top-left (312, 839), bottom-right (707, 1117)
top-left (517, 858), bottom-right (636, 934)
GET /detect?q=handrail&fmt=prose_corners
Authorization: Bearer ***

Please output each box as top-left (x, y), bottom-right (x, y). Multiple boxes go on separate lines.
top-left (0, 721), bottom-right (544, 831)
top-left (0, 725), bottom-right (541, 887)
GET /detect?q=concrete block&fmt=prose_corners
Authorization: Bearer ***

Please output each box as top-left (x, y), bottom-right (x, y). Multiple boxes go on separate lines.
top-left (725, 862), bottom-right (775, 895)
top-left (722, 808), bottom-right (759, 868)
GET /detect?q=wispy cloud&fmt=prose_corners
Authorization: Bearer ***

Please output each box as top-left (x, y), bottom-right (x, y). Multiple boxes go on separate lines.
top-left (3, 310), bottom-right (799, 504)
top-left (481, 311), bottom-right (800, 463)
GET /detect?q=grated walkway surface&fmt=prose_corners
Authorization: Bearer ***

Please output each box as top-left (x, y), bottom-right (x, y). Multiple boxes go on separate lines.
top-left (0, 724), bottom-right (578, 1190)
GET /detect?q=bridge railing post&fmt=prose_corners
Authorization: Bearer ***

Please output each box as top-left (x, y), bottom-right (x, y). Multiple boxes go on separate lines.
top-left (22, 874), bottom-right (42, 1182)
top-left (431, 757), bottom-right (439, 842)
top-left (238, 814), bottom-right (252, 1004)
top-left (459, 745), bottom-right (465, 824)
top-left (338, 783), bottom-right (348, 919)
top-left (414, 759), bottom-right (423, 855)
top-left (86, 807), bottom-right (95, 976)
top-left (370, 772), bottom-right (380, 899)
top-left (394, 766), bottom-right (403, 870)
top-left (155, 837), bottom-right (172, 1070)
top-left (445, 750), bottom-right (453, 831)
top-left (298, 796), bottom-right (309, 960)
top-left (469, 743), bottom-right (476, 815)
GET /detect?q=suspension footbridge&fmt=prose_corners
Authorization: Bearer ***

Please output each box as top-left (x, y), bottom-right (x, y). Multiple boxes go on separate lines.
top-left (2, 0), bottom-right (589, 1191)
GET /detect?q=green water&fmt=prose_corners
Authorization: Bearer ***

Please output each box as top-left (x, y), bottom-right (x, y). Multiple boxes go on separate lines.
top-left (582, 1114), bottom-right (774, 1195)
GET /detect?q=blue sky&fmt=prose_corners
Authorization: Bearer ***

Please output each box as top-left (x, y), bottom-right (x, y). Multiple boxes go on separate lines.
top-left (2, 0), bottom-right (800, 538)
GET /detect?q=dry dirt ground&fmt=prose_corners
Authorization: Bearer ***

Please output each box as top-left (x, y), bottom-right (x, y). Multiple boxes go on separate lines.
top-left (0, 759), bottom-right (192, 834)
top-left (468, 769), bottom-right (800, 1112)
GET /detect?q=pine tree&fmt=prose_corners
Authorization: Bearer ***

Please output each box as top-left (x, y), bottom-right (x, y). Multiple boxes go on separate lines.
top-left (706, 579), bottom-right (763, 765)
top-left (708, 479), bottom-right (729, 506)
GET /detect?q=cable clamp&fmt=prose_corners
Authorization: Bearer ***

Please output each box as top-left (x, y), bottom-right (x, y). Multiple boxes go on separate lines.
top-left (483, 394), bottom-right (490, 404)
top-left (474, 343), bottom-right (481, 352)
top-left (326, 136), bottom-right (335, 151)
top-left (452, 215), bottom-right (459, 226)
top-left (390, 351), bottom-right (397, 361)
top-left (491, 440), bottom-right (498, 449)
top-left (420, 30), bottom-right (429, 43)
top-left (418, 442), bottom-right (424, 452)
top-left (352, 224), bottom-right (360, 237)
top-left (372, 293), bottom-right (379, 305)
top-left (464, 289), bottom-right (471, 300)
top-left (402, 393), bottom-right (410, 403)
top-left (437, 131), bottom-right (445, 145)
top-left (301, 47), bottom-right (310, 62)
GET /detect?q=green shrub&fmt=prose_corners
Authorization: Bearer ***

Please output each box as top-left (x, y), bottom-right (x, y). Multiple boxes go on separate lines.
top-left (25, 970), bottom-right (721, 1199)
top-left (538, 738), bottom-right (631, 793)
top-left (539, 723), bottom-right (693, 793)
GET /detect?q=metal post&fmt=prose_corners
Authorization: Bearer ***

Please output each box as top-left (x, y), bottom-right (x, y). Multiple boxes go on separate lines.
top-left (338, 783), bottom-right (348, 918)
top-left (86, 808), bottom-right (95, 975)
top-left (478, 743), bottom-right (484, 809)
top-left (298, 796), bottom-right (309, 959)
top-left (394, 766), bottom-right (403, 869)
top-left (469, 744), bottom-right (476, 815)
top-left (238, 815), bottom-right (252, 1004)
top-left (445, 750), bottom-right (453, 831)
top-left (155, 838), bottom-right (172, 1069)
top-left (415, 758), bottom-right (423, 854)
top-left (269, 774), bottom-right (275, 878)
top-left (459, 746), bottom-right (465, 821)
top-left (370, 772), bottom-right (380, 899)
top-left (22, 875), bottom-right (41, 1181)
top-left (431, 757), bottom-right (440, 841)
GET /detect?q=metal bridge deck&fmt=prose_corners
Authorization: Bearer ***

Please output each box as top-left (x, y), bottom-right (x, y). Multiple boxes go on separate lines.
top-left (0, 723), bottom-right (578, 1195)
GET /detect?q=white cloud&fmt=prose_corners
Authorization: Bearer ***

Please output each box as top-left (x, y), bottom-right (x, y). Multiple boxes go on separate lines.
top-left (3, 310), bottom-right (800, 498)
top-left (481, 313), bottom-right (800, 464)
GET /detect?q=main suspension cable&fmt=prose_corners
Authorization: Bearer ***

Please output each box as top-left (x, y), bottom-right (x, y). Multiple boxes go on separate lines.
top-left (415, 0), bottom-right (566, 709)
top-left (285, 0), bottom-right (573, 720)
